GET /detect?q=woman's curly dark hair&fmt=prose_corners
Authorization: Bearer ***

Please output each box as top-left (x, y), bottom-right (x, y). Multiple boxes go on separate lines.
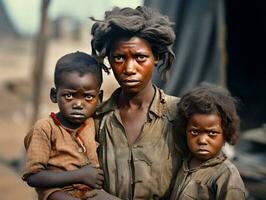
top-left (90, 6), bottom-right (175, 79)
top-left (176, 84), bottom-right (240, 153)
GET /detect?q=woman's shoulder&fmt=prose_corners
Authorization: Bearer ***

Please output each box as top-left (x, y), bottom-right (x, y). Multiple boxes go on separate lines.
top-left (158, 88), bottom-right (180, 120)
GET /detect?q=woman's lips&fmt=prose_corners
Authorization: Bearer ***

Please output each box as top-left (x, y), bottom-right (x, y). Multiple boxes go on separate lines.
top-left (121, 80), bottom-right (140, 86)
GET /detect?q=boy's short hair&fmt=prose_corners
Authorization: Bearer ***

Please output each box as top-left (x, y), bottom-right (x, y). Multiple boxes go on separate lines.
top-left (176, 84), bottom-right (240, 148)
top-left (54, 51), bottom-right (102, 88)
top-left (90, 6), bottom-right (175, 79)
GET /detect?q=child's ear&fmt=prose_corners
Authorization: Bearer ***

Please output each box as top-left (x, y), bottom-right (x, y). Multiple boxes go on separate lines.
top-left (50, 87), bottom-right (57, 103)
top-left (98, 90), bottom-right (104, 104)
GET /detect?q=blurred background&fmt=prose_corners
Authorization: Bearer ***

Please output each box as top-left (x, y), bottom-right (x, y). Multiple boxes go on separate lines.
top-left (0, 0), bottom-right (265, 199)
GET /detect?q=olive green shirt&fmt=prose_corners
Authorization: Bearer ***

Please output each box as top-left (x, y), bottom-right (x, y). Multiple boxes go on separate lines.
top-left (170, 152), bottom-right (246, 200)
top-left (94, 86), bottom-right (182, 200)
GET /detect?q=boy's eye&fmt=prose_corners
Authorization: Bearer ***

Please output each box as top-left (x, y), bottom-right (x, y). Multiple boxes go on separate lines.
top-left (64, 94), bottom-right (73, 100)
top-left (136, 55), bottom-right (147, 62)
top-left (113, 56), bottom-right (124, 63)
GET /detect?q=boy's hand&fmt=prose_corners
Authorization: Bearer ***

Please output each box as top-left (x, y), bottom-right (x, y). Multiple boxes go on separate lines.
top-left (77, 164), bottom-right (104, 189)
top-left (84, 189), bottom-right (121, 200)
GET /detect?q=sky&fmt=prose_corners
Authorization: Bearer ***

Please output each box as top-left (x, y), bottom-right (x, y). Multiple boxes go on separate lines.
top-left (3, 0), bottom-right (143, 35)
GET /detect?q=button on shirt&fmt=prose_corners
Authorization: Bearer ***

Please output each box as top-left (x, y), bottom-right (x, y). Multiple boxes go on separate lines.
top-left (94, 86), bottom-right (182, 200)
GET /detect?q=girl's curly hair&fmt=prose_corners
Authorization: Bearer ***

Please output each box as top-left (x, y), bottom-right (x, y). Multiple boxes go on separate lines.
top-left (90, 6), bottom-right (175, 79)
top-left (176, 84), bottom-right (240, 154)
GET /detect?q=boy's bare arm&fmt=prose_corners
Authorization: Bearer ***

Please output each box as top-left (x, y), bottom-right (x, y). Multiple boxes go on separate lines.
top-left (26, 164), bottom-right (104, 189)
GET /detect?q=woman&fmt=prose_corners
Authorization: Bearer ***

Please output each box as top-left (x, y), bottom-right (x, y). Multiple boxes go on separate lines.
top-left (49, 6), bottom-right (182, 200)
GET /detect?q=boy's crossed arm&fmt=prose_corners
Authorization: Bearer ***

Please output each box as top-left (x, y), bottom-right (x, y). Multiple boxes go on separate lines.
top-left (26, 163), bottom-right (104, 189)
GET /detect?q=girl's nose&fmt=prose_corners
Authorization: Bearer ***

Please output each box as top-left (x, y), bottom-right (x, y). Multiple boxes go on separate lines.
top-left (198, 134), bottom-right (208, 145)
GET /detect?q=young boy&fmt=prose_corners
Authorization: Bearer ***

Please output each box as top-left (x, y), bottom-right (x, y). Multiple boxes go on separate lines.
top-left (170, 84), bottom-right (246, 199)
top-left (22, 52), bottom-right (104, 200)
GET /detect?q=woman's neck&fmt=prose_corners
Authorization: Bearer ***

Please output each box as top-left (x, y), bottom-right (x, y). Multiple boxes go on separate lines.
top-left (119, 83), bottom-right (155, 109)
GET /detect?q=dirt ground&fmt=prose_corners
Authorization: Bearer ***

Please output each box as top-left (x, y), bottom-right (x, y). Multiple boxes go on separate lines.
top-left (0, 37), bottom-right (118, 200)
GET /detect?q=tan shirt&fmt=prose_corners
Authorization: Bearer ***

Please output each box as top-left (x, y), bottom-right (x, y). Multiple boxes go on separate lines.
top-left (170, 152), bottom-right (246, 200)
top-left (94, 86), bottom-right (182, 200)
top-left (23, 113), bottom-right (99, 200)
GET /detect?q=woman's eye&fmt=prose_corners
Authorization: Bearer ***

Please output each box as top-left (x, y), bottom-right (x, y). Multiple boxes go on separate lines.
top-left (64, 94), bottom-right (73, 100)
top-left (136, 55), bottom-right (147, 61)
top-left (113, 56), bottom-right (124, 63)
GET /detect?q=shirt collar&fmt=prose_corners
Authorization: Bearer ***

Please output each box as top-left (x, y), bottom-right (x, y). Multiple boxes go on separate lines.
top-left (50, 112), bottom-right (89, 136)
top-left (95, 85), bottom-right (169, 119)
top-left (183, 151), bottom-right (227, 172)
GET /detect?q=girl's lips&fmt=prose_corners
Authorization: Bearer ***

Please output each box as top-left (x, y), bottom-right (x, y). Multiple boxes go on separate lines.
top-left (197, 149), bottom-right (210, 154)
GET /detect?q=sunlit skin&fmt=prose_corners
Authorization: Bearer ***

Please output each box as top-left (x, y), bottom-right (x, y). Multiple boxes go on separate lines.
top-left (50, 72), bottom-right (100, 129)
top-left (108, 36), bottom-right (158, 144)
top-left (186, 113), bottom-right (225, 168)
top-left (109, 36), bottom-right (158, 95)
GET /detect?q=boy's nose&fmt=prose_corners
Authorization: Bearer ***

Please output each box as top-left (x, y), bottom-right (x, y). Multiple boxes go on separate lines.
top-left (73, 100), bottom-right (83, 109)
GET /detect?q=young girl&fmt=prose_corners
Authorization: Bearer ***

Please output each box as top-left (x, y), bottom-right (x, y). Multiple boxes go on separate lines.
top-left (171, 84), bottom-right (246, 200)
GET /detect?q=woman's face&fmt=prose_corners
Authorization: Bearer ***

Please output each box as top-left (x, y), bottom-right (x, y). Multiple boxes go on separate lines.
top-left (109, 36), bottom-right (157, 94)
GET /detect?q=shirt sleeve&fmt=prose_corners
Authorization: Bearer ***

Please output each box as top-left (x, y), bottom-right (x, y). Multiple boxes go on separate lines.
top-left (22, 120), bottom-right (51, 180)
top-left (215, 162), bottom-right (247, 200)
top-left (223, 188), bottom-right (246, 200)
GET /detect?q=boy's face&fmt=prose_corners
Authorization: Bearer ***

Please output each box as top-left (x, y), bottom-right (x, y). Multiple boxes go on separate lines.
top-left (109, 36), bottom-right (157, 94)
top-left (186, 113), bottom-right (225, 163)
top-left (51, 71), bottom-right (100, 128)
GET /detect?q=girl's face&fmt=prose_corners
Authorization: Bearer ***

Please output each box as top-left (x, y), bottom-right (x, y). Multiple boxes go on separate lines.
top-left (109, 36), bottom-right (157, 94)
top-left (186, 113), bottom-right (225, 163)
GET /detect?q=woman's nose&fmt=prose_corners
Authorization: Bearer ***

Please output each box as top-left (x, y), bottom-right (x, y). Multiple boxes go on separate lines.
top-left (123, 60), bottom-right (136, 75)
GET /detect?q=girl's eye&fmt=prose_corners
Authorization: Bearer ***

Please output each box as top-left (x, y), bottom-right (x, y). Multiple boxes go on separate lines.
top-left (113, 56), bottom-right (124, 63)
top-left (85, 95), bottom-right (94, 101)
top-left (190, 130), bottom-right (199, 136)
top-left (208, 131), bottom-right (218, 136)
top-left (64, 94), bottom-right (73, 100)
top-left (136, 55), bottom-right (147, 62)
